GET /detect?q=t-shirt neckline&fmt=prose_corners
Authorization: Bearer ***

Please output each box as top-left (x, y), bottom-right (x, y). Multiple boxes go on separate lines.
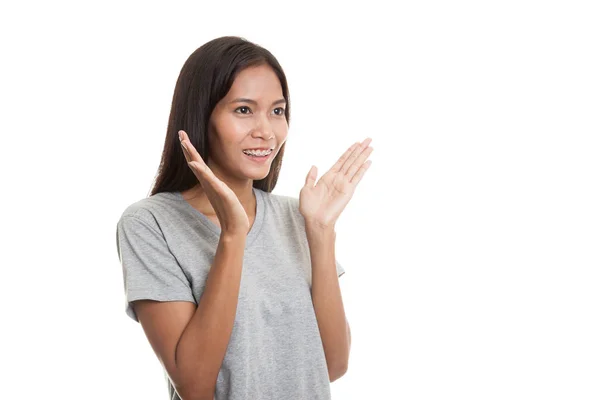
top-left (172, 186), bottom-right (265, 247)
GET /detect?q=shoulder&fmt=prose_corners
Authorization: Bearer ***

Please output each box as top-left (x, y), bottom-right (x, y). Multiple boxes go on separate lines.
top-left (260, 189), bottom-right (301, 216)
top-left (117, 192), bottom-right (174, 231)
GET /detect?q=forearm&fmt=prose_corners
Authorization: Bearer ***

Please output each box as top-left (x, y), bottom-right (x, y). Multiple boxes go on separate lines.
top-left (174, 233), bottom-right (246, 399)
top-left (306, 223), bottom-right (350, 381)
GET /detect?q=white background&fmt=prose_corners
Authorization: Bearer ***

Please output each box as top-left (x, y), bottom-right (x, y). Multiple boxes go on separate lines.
top-left (2, 1), bottom-right (599, 399)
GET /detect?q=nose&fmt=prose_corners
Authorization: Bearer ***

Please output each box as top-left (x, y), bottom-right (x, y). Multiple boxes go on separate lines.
top-left (251, 114), bottom-right (275, 140)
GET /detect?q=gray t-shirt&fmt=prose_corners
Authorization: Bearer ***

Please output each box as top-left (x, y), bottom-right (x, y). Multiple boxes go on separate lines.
top-left (115, 187), bottom-right (345, 400)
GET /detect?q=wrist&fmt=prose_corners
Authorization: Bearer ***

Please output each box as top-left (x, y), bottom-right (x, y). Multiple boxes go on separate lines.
top-left (303, 215), bottom-right (334, 230)
top-left (220, 231), bottom-right (247, 244)
top-left (305, 221), bottom-right (336, 242)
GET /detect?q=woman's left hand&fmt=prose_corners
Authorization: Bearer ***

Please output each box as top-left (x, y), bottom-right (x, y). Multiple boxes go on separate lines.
top-left (299, 138), bottom-right (373, 229)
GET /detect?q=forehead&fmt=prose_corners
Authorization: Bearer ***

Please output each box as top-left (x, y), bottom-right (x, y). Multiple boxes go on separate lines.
top-left (226, 64), bottom-right (283, 100)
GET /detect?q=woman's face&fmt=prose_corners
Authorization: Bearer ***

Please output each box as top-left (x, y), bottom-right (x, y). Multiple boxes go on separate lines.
top-left (207, 64), bottom-right (288, 182)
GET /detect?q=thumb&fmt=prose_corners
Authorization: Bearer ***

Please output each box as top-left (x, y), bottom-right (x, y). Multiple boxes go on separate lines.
top-left (305, 165), bottom-right (317, 187)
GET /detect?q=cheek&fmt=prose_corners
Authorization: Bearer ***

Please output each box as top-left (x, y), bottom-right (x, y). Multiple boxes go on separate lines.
top-left (230, 117), bottom-right (254, 131)
top-left (218, 120), bottom-right (250, 146)
top-left (276, 125), bottom-right (289, 141)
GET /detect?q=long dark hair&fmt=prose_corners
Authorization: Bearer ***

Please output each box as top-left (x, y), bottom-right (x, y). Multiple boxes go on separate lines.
top-left (149, 36), bottom-right (291, 197)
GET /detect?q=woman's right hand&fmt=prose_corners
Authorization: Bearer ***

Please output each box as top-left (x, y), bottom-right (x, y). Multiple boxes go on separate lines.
top-left (178, 130), bottom-right (250, 237)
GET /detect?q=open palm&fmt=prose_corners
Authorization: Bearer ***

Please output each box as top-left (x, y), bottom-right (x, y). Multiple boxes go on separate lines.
top-left (299, 138), bottom-right (373, 228)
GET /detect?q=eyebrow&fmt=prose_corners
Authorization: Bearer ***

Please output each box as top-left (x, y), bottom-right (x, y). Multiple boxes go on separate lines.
top-left (229, 98), bottom-right (287, 106)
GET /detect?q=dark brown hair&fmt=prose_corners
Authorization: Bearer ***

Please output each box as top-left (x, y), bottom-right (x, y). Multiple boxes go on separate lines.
top-left (149, 36), bottom-right (291, 197)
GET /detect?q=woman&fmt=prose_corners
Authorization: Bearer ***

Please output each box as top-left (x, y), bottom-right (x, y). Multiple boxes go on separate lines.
top-left (116, 36), bottom-right (373, 400)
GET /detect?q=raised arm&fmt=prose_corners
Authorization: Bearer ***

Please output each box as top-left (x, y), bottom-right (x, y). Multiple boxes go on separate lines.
top-left (133, 232), bottom-right (246, 400)
top-left (132, 129), bottom-right (252, 399)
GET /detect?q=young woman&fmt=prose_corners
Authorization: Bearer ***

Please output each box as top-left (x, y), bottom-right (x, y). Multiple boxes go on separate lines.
top-left (116, 36), bottom-right (373, 400)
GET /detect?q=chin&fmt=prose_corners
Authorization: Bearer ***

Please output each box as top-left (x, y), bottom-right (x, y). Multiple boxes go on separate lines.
top-left (247, 169), bottom-right (271, 181)
top-left (236, 151), bottom-right (276, 180)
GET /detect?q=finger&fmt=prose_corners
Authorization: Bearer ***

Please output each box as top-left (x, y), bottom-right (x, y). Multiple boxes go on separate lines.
top-left (188, 161), bottom-right (229, 204)
top-left (349, 160), bottom-right (372, 185)
top-left (180, 139), bottom-right (192, 163)
top-left (346, 145), bottom-right (374, 181)
top-left (179, 130), bottom-right (193, 163)
top-left (178, 131), bottom-right (212, 180)
top-left (305, 165), bottom-right (317, 187)
top-left (179, 131), bottom-right (216, 183)
top-left (188, 160), bottom-right (209, 176)
top-left (330, 142), bottom-right (360, 173)
top-left (178, 132), bottom-right (230, 202)
top-left (341, 138), bottom-right (372, 174)
top-left (179, 130), bottom-right (207, 166)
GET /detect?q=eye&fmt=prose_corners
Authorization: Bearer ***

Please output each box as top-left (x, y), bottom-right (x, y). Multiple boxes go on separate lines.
top-left (235, 106), bottom-right (252, 114)
top-left (273, 107), bottom-right (286, 116)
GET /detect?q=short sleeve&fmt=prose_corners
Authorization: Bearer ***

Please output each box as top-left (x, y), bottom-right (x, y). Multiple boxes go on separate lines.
top-left (336, 259), bottom-right (345, 278)
top-left (116, 215), bottom-right (196, 322)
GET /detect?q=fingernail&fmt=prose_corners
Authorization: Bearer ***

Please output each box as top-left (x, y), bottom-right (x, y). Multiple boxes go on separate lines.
top-left (178, 131), bottom-right (183, 141)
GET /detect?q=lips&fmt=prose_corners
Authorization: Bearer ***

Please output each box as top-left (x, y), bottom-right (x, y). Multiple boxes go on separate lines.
top-left (242, 148), bottom-right (273, 156)
top-left (243, 149), bottom-right (272, 164)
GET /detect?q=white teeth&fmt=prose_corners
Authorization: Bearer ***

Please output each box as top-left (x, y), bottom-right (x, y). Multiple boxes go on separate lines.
top-left (243, 149), bottom-right (272, 156)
